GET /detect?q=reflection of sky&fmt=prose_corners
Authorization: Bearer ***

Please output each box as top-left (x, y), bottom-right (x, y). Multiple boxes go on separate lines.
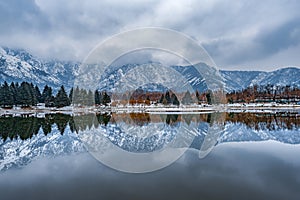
top-left (1, 141), bottom-right (299, 200)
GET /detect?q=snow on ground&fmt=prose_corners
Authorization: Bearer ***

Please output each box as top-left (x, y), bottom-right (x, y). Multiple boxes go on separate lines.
top-left (0, 103), bottom-right (299, 116)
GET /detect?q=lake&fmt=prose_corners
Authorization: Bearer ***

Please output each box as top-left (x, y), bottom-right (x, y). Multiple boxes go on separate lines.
top-left (0, 111), bottom-right (300, 200)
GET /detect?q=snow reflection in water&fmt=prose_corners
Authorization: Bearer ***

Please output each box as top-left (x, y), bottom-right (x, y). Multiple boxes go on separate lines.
top-left (0, 111), bottom-right (300, 172)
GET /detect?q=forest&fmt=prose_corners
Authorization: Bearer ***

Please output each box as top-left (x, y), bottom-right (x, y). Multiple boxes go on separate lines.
top-left (1, 81), bottom-right (300, 108)
top-left (0, 81), bottom-right (111, 108)
top-left (227, 84), bottom-right (300, 104)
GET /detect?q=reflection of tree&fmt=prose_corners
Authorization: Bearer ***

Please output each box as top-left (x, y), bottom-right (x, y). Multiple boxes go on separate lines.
top-left (41, 118), bottom-right (52, 135)
top-left (182, 114), bottom-right (194, 125)
top-left (2, 112), bottom-right (299, 142)
top-left (0, 114), bottom-right (73, 141)
top-left (97, 113), bottom-right (111, 126)
top-left (0, 113), bottom-right (113, 141)
top-left (166, 114), bottom-right (179, 125)
top-left (52, 114), bottom-right (71, 134)
top-left (206, 113), bottom-right (211, 123)
top-left (226, 112), bottom-right (300, 131)
top-left (65, 113), bottom-right (111, 132)
top-left (129, 113), bottom-right (150, 126)
top-left (74, 114), bottom-right (96, 131)
top-left (0, 116), bottom-right (43, 141)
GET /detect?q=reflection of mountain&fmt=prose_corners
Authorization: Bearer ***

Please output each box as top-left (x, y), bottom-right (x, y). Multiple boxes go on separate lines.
top-left (1, 112), bottom-right (300, 171)
top-left (0, 126), bottom-right (85, 171)
top-left (220, 122), bottom-right (300, 144)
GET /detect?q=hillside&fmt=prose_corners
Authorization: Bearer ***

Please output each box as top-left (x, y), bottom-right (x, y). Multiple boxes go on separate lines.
top-left (1, 47), bottom-right (300, 92)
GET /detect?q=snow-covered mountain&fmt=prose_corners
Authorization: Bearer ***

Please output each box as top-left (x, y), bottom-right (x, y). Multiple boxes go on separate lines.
top-left (221, 67), bottom-right (300, 92)
top-left (0, 47), bottom-right (79, 91)
top-left (98, 62), bottom-right (209, 92)
top-left (1, 47), bottom-right (300, 93)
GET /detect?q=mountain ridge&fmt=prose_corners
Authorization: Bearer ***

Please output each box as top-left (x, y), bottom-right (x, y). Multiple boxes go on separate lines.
top-left (1, 47), bottom-right (300, 92)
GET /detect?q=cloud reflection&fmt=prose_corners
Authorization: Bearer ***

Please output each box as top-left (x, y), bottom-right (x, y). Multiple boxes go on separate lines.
top-left (0, 142), bottom-right (300, 200)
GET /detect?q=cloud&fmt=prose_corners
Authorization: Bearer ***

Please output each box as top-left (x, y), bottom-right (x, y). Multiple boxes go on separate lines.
top-left (0, 143), bottom-right (300, 200)
top-left (0, 0), bottom-right (299, 70)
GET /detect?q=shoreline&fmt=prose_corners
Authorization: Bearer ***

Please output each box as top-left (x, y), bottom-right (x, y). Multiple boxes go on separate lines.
top-left (1, 104), bottom-right (300, 116)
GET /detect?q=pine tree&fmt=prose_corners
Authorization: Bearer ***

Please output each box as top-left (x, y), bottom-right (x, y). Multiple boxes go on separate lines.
top-left (41, 85), bottom-right (52, 103)
top-left (171, 93), bottom-right (179, 106)
top-left (54, 85), bottom-right (70, 107)
top-left (14, 82), bottom-right (21, 105)
top-left (165, 90), bottom-right (172, 104)
top-left (10, 82), bottom-right (17, 106)
top-left (35, 85), bottom-right (42, 103)
top-left (80, 88), bottom-right (88, 105)
top-left (19, 82), bottom-right (32, 107)
top-left (196, 90), bottom-right (200, 103)
top-left (71, 86), bottom-right (81, 105)
top-left (206, 91), bottom-right (212, 105)
top-left (0, 82), bottom-right (14, 108)
top-left (162, 97), bottom-right (168, 105)
top-left (146, 96), bottom-right (151, 105)
top-left (95, 90), bottom-right (101, 105)
top-left (69, 87), bottom-right (73, 104)
top-left (45, 96), bottom-right (55, 107)
top-left (30, 83), bottom-right (38, 106)
top-left (85, 90), bottom-right (94, 106)
top-left (182, 91), bottom-right (194, 105)
top-left (159, 94), bottom-right (165, 104)
top-left (102, 91), bottom-right (111, 106)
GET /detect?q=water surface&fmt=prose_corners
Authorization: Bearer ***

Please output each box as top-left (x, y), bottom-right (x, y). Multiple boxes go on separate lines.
top-left (0, 111), bottom-right (300, 199)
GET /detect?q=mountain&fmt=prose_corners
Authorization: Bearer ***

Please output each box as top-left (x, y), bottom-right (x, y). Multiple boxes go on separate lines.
top-left (221, 67), bottom-right (300, 92)
top-left (1, 47), bottom-right (300, 93)
top-left (98, 62), bottom-right (209, 92)
top-left (0, 47), bottom-right (79, 91)
top-left (221, 70), bottom-right (265, 92)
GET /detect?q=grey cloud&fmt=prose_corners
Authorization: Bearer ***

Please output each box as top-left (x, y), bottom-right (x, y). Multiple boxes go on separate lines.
top-left (255, 18), bottom-right (300, 55)
top-left (0, 0), bottom-right (299, 69)
top-left (203, 16), bottom-right (300, 67)
top-left (0, 0), bottom-right (49, 33)
top-left (0, 145), bottom-right (300, 200)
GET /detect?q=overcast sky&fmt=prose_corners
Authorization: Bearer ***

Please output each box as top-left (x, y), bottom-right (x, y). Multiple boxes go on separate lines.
top-left (0, 0), bottom-right (299, 71)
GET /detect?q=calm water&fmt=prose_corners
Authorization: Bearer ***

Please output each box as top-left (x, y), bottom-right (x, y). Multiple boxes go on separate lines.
top-left (0, 111), bottom-right (300, 200)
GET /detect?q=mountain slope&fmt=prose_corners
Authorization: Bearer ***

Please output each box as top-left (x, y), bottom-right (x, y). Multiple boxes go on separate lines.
top-left (221, 67), bottom-right (300, 92)
top-left (221, 70), bottom-right (265, 92)
top-left (0, 47), bottom-right (78, 91)
top-left (1, 47), bottom-right (300, 93)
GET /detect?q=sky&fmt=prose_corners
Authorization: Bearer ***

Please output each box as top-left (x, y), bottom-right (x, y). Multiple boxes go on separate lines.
top-left (0, 0), bottom-right (299, 71)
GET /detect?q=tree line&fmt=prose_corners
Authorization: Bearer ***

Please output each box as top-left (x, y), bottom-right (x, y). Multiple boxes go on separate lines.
top-left (0, 81), bottom-right (112, 108)
top-left (227, 84), bottom-right (300, 103)
top-left (125, 89), bottom-right (213, 106)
